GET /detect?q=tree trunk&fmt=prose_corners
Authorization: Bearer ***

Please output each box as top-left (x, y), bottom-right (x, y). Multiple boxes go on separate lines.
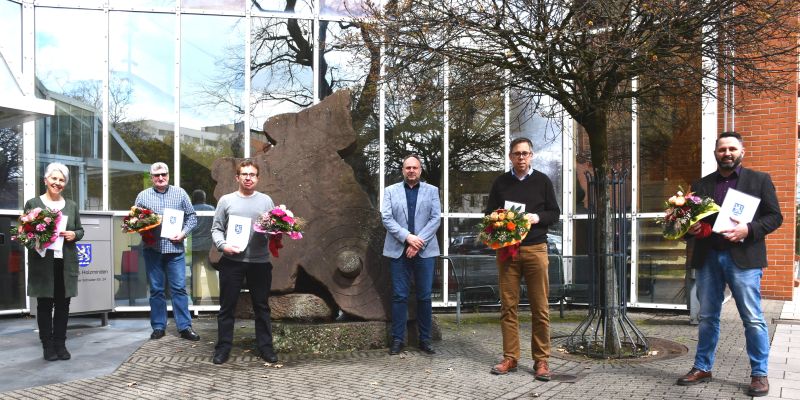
top-left (584, 112), bottom-right (621, 355)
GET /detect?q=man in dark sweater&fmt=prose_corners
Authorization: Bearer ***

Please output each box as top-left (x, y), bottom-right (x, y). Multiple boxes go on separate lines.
top-left (486, 137), bottom-right (560, 381)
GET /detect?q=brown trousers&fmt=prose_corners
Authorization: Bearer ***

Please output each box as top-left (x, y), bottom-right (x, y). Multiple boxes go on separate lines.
top-left (496, 243), bottom-right (550, 361)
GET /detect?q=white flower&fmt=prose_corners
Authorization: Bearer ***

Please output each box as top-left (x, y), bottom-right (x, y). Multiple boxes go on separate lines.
top-left (278, 204), bottom-right (294, 218)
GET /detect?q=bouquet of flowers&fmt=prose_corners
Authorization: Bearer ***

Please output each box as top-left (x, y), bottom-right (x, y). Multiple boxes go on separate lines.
top-left (121, 205), bottom-right (161, 245)
top-left (10, 207), bottom-right (63, 251)
top-left (253, 204), bottom-right (305, 257)
top-left (656, 189), bottom-right (720, 240)
top-left (477, 206), bottom-right (531, 261)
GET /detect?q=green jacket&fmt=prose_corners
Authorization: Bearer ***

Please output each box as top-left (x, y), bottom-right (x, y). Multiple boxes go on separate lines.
top-left (25, 197), bottom-right (84, 298)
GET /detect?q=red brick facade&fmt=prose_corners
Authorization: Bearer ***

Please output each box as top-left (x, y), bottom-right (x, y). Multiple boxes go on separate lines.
top-left (732, 77), bottom-right (799, 300)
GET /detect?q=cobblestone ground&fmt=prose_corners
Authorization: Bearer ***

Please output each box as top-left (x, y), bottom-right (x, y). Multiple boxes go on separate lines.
top-left (3, 299), bottom-right (781, 400)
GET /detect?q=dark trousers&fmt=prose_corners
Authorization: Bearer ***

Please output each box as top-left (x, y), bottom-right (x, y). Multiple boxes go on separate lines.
top-left (215, 258), bottom-right (273, 353)
top-left (37, 259), bottom-right (71, 342)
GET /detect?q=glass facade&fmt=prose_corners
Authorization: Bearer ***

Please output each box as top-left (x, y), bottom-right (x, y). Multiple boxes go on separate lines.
top-left (0, 0), bottom-right (714, 313)
top-left (0, 125), bottom-right (23, 210)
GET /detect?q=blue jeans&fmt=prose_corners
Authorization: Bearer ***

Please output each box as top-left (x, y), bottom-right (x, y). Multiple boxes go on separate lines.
top-left (694, 249), bottom-right (769, 376)
top-left (391, 255), bottom-right (434, 343)
top-left (143, 249), bottom-right (192, 331)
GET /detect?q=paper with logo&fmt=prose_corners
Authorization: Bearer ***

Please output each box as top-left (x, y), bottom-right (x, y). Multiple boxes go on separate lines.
top-left (712, 188), bottom-right (761, 233)
top-left (226, 215), bottom-right (252, 251)
top-left (160, 208), bottom-right (185, 238)
top-left (49, 215), bottom-right (69, 252)
top-left (504, 201), bottom-right (526, 212)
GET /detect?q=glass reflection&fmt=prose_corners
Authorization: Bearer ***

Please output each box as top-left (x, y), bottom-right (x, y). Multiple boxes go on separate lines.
top-left (428, 225), bottom-right (448, 302)
top-left (636, 218), bottom-right (688, 305)
top-left (180, 14), bottom-right (245, 206)
top-left (510, 92), bottom-right (563, 210)
top-left (109, 0), bottom-right (175, 9)
top-left (0, 0), bottom-right (21, 73)
top-left (383, 62), bottom-right (444, 189)
top-left (568, 219), bottom-right (592, 300)
top-left (108, 11), bottom-right (175, 210)
top-left (448, 65), bottom-right (505, 214)
top-left (638, 82), bottom-right (702, 212)
top-left (449, 218), bottom-right (495, 256)
top-left (189, 197), bottom-right (218, 305)
top-left (573, 98), bottom-right (632, 214)
top-left (320, 0), bottom-right (375, 17)
top-left (35, 8), bottom-right (105, 211)
top-left (321, 19), bottom-right (380, 204)
top-left (182, 0), bottom-right (243, 11)
top-left (0, 215), bottom-right (25, 310)
top-left (114, 216), bottom-right (150, 306)
top-left (251, 0), bottom-right (311, 13)
top-left (35, 0), bottom-right (105, 8)
top-left (250, 17), bottom-right (313, 140)
top-left (0, 126), bottom-right (23, 210)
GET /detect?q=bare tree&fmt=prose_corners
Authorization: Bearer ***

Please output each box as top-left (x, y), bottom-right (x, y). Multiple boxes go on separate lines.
top-left (199, 1), bottom-right (510, 204)
top-left (364, 0), bottom-right (800, 355)
top-left (64, 76), bottom-right (133, 124)
top-left (0, 128), bottom-right (22, 208)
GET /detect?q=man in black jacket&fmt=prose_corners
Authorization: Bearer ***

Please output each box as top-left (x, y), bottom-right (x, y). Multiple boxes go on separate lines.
top-left (676, 131), bottom-right (783, 397)
top-left (485, 137), bottom-right (560, 381)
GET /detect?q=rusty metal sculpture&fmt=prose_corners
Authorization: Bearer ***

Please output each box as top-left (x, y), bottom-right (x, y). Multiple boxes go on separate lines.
top-left (210, 90), bottom-right (390, 321)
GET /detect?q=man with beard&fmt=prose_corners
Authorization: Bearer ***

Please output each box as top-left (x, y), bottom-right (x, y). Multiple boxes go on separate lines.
top-left (676, 131), bottom-right (783, 397)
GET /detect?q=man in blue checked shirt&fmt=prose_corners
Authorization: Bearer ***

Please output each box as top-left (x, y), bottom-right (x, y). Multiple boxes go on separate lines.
top-left (135, 162), bottom-right (199, 341)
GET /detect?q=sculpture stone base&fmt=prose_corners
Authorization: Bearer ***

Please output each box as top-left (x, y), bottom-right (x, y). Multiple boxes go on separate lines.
top-left (229, 316), bottom-right (442, 354)
top-left (233, 319), bottom-right (442, 354)
top-left (235, 292), bottom-right (334, 322)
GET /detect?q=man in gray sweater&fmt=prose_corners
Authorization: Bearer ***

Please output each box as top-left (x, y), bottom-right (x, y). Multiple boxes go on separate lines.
top-left (210, 160), bottom-right (277, 365)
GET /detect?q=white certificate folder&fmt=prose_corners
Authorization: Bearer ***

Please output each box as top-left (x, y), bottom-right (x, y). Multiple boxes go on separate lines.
top-left (160, 208), bottom-right (185, 238)
top-left (712, 188), bottom-right (760, 233)
top-left (225, 215), bottom-right (252, 251)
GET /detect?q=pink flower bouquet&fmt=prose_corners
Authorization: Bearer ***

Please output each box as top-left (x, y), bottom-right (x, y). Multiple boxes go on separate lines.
top-left (10, 207), bottom-right (63, 250)
top-left (253, 205), bottom-right (305, 257)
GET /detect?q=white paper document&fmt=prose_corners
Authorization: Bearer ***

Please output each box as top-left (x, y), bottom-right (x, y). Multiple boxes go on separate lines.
top-left (49, 215), bottom-right (69, 252)
top-left (225, 215), bottom-right (252, 251)
top-left (712, 188), bottom-right (761, 233)
top-left (160, 208), bottom-right (185, 238)
top-left (504, 201), bottom-right (526, 212)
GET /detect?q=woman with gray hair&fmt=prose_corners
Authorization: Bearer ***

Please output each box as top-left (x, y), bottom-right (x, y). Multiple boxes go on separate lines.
top-left (25, 162), bottom-right (84, 361)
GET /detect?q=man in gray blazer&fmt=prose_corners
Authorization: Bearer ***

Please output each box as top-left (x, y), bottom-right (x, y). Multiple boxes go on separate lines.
top-left (381, 155), bottom-right (441, 355)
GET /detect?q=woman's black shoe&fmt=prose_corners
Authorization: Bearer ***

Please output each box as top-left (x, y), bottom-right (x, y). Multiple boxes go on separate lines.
top-left (42, 341), bottom-right (58, 361)
top-left (55, 340), bottom-right (71, 360)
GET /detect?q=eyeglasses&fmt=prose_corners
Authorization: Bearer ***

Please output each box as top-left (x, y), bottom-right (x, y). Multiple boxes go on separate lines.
top-left (511, 151), bottom-right (532, 158)
top-left (239, 173), bottom-right (258, 178)
top-left (152, 173), bottom-right (168, 177)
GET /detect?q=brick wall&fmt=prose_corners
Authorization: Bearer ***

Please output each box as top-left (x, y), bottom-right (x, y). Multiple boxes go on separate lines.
top-left (732, 78), bottom-right (799, 300)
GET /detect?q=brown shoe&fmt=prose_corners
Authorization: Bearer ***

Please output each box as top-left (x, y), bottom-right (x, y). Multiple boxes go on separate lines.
top-left (533, 360), bottom-right (551, 381)
top-left (747, 376), bottom-right (769, 397)
top-left (491, 358), bottom-right (518, 375)
top-left (676, 367), bottom-right (712, 386)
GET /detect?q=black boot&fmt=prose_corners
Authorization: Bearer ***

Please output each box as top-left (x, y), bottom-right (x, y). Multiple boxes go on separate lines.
top-left (54, 339), bottom-right (71, 360)
top-left (42, 338), bottom-right (58, 361)
top-left (53, 296), bottom-right (71, 360)
top-left (37, 298), bottom-right (57, 361)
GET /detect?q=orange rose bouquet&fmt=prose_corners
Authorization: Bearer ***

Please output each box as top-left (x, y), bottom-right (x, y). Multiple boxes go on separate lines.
top-left (477, 206), bottom-right (531, 261)
top-left (656, 189), bottom-right (719, 240)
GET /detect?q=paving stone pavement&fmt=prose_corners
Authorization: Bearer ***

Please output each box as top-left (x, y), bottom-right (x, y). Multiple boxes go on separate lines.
top-left (0, 297), bottom-right (790, 399)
